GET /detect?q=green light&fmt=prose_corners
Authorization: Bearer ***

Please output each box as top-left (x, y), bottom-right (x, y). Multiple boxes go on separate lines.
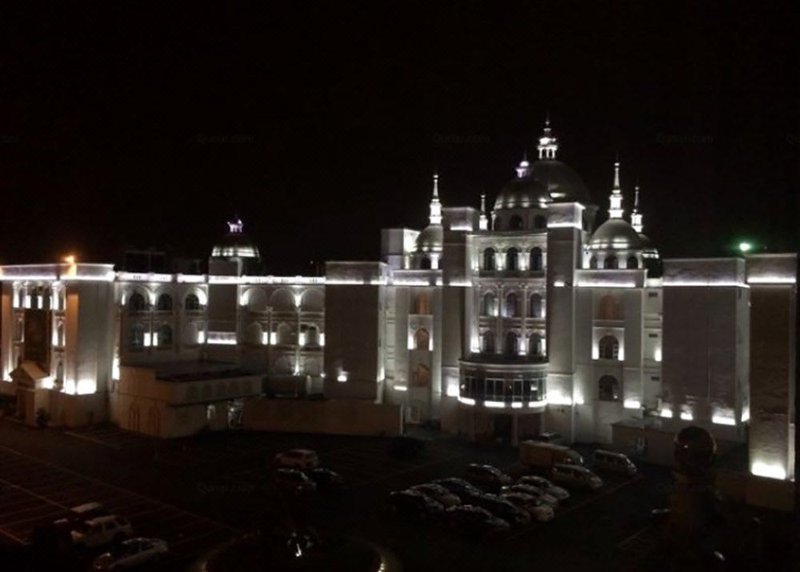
top-left (738, 242), bottom-right (752, 253)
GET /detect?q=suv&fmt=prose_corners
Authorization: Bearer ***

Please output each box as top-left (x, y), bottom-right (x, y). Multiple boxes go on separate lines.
top-left (593, 449), bottom-right (637, 476)
top-left (273, 449), bottom-right (319, 470)
top-left (550, 463), bottom-right (603, 490)
top-left (464, 464), bottom-right (513, 492)
top-left (71, 516), bottom-right (133, 549)
top-left (531, 432), bottom-right (565, 445)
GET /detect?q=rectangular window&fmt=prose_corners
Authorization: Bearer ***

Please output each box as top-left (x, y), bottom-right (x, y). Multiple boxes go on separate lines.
top-left (650, 376), bottom-right (660, 381)
top-left (648, 333), bottom-right (659, 338)
top-left (648, 292), bottom-right (658, 298)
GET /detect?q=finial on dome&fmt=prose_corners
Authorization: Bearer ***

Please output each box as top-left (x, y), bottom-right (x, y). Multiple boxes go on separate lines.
top-left (537, 115), bottom-right (558, 159)
top-left (479, 192), bottom-right (488, 230)
top-left (613, 159), bottom-right (621, 190)
top-left (428, 172), bottom-right (442, 225)
top-left (433, 172), bottom-right (439, 198)
top-left (227, 218), bottom-right (244, 233)
top-left (515, 151), bottom-right (531, 178)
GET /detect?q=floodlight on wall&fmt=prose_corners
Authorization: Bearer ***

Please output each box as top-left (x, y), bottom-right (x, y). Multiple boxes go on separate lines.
top-left (458, 396), bottom-right (476, 406)
top-left (751, 461), bottom-right (786, 480)
top-left (659, 407), bottom-right (673, 418)
top-left (394, 385), bottom-right (408, 392)
top-left (446, 385), bottom-right (459, 397)
top-left (337, 372), bottom-right (348, 383)
top-left (623, 399), bottom-right (641, 410)
top-left (680, 411), bottom-right (693, 421)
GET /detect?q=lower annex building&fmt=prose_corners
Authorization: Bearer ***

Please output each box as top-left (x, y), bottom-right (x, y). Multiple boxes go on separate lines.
top-left (0, 121), bottom-right (795, 485)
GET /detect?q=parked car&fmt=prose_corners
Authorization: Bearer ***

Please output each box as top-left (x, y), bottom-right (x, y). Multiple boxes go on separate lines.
top-left (592, 449), bottom-right (638, 476)
top-left (273, 449), bottom-right (319, 470)
top-left (530, 432), bottom-right (565, 445)
top-left (550, 463), bottom-right (603, 490)
top-left (431, 478), bottom-right (482, 498)
top-left (387, 435), bottom-right (428, 459)
top-left (464, 464), bottom-right (513, 492)
top-left (92, 537), bottom-right (168, 570)
top-left (305, 468), bottom-right (345, 491)
top-left (54, 502), bottom-right (110, 530)
top-left (501, 492), bottom-right (555, 522)
top-left (274, 468), bottom-right (317, 495)
top-left (517, 475), bottom-right (570, 501)
top-left (408, 484), bottom-right (461, 507)
top-left (501, 484), bottom-right (559, 508)
top-left (71, 516), bottom-right (133, 549)
top-left (389, 490), bottom-right (444, 520)
top-left (445, 505), bottom-right (510, 539)
top-left (463, 493), bottom-right (530, 526)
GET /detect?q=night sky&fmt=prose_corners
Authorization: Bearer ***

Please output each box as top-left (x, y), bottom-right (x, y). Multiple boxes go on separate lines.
top-left (1, 3), bottom-right (797, 274)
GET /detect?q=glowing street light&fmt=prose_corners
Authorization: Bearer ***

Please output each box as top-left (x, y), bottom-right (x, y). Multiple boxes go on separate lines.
top-left (63, 254), bottom-right (77, 265)
top-left (737, 242), bottom-right (753, 254)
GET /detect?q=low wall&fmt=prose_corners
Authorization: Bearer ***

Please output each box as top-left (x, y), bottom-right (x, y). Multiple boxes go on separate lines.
top-left (717, 470), bottom-right (795, 512)
top-left (242, 398), bottom-right (403, 437)
top-left (51, 392), bottom-right (108, 427)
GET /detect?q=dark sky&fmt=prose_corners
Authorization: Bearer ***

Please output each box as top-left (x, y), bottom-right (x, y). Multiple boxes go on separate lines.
top-left (1, 2), bottom-right (797, 274)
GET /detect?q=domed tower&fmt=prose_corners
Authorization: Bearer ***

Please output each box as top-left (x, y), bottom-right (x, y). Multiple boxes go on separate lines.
top-left (413, 173), bottom-right (444, 269)
top-left (492, 118), bottom-right (597, 232)
top-left (586, 161), bottom-right (652, 271)
top-left (209, 218), bottom-right (262, 276)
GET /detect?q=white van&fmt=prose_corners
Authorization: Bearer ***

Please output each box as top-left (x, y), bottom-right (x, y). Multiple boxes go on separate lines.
top-left (550, 464), bottom-right (603, 490)
top-left (592, 449), bottom-right (637, 476)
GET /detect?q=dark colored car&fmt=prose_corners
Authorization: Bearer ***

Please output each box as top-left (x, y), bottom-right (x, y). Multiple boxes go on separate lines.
top-left (306, 468), bottom-right (345, 491)
top-left (465, 493), bottom-right (531, 526)
top-left (387, 436), bottom-right (428, 459)
top-left (431, 478), bottom-right (482, 498)
top-left (445, 505), bottom-right (510, 539)
top-left (464, 464), bottom-right (514, 492)
top-left (389, 490), bottom-right (444, 520)
top-left (274, 469), bottom-right (317, 495)
top-left (530, 432), bottom-right (565, 445)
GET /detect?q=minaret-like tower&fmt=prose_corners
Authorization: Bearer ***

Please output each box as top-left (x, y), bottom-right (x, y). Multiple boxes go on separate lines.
top-left (429, 172), bottom-right (442, 225)
top-left (631, 182), bottom-right (644, 233)
top-left (479, 193), bottom-right (488, 230)
top-left (515, 151), bottom-right (531, 178)
top-left (608, 159), bottom-right (624, 219)
top-left (537, 116), bottom-right (558, 159)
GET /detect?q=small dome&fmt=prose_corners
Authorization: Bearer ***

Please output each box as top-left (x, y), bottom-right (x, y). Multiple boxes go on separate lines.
top-left (494, 176), bottom-right (550, 211)
top-left (589, 219), bottom-right (643, 251)
top-left (530, 159), bottom-right (592, 204)
top-left (211, 220), bottom-right (261, 259)
top-left (416, 224), bottom-right (443, 253)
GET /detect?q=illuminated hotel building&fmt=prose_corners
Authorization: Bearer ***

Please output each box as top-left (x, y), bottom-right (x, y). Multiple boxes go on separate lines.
top-left (0, 121), bottom-right (795, 483)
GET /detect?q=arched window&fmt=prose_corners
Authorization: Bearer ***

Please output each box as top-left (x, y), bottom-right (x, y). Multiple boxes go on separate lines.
top-left (506, 248), bottom-right (519, 271)
top-left (128, 323), bottom-right (145, 349)
top-left (598, 335), bottom-right (619, 360)
top-left (128, 293), bottom-right (146, 313)
top-left (481, 292), bottom-right (498, 316)
top-left (505, 331), bottom-right (519, 356)
top-left (589, 256), bottom-right (598, 269)
top-left (185, 293), bottom-right (200, 311)
top-left (604, 256), bottom-right (619, 269)
top-left (509, 215), bottom-right (523, 230)
top-left (414, 328), bottom-right (430, 351)
top-left (414, 292), bottom-right (430, 314)
top-left (157, 324), bottom-right (173, 347)
top-left (528, 293), bottom-right (543, 318)
top-left (420, 256), bottom-right (431, 270)
top-left (412, 363), bottom-right (431, 387)
top-left (626, 256), bottom-right (638, 269)
top-left (534, 215), bottom-right (547, 229)
top-left (505, 292), bottom-right (519, 317)
top-left (529, 247), bottom-right (543, 271)
top-left (481, 331), bottom-right (495, 354)
top-left (528, 333), bottom-right (543, 356)
top-left (306, 325), bottom-right (320, 346)
top-left (598, 375), bottom-right (620, 401)
top-left (156, 294), bottom-right (173, 312)
top-left (56, 322), bottom-right (64, 346)
top-left (55, 361), bottom-right (64, 388)
top-left (483, 248), bottom-right (496, 271)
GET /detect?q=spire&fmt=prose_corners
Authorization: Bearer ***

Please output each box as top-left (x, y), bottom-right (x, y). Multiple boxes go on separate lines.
top-left (631, 181), bottom-right (644, 233)
top-left (479, 193), bottom-right (488, 230)
top-left (429, 172), bottom-right (442, 225)
top-left (608, 160), bottom-right (624, 219)
top-left (515, 151), bottom-right (531, 178)
top-left (227, 218), bottom-right (244, 233)
top-left (537, 115), bottom-right (558, 159)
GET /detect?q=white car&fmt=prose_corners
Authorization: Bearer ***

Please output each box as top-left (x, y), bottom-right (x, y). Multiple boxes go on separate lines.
top-left (71, 515), bottom-right (133, 549)
top-left (501, 484), bottom-right (559, 508)
top-left (502, 492), bottom-right (555, 522)
top-left (273, 449), bottom-right (319, 470)
top-left (517, 475), bottom-right (571, 501)
top-left (408, 483), bottom-right (461, 507)
top-left (550, 463), bottom-right (603, 490)
top-left (92, 537), bottom-right (168, 570)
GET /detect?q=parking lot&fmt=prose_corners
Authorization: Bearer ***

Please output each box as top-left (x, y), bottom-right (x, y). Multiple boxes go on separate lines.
top-left (0, 419), bottom-right (680, 571)
top-left (0, 444), bottom-right (236, 568)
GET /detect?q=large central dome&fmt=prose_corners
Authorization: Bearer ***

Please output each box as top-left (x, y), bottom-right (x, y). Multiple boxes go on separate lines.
top-left (493, 172), bottom-right (550, 211)
top-left (210, 219), bottom-right (261, 259)
top-left (529, 159), bottom-right (591, 204)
